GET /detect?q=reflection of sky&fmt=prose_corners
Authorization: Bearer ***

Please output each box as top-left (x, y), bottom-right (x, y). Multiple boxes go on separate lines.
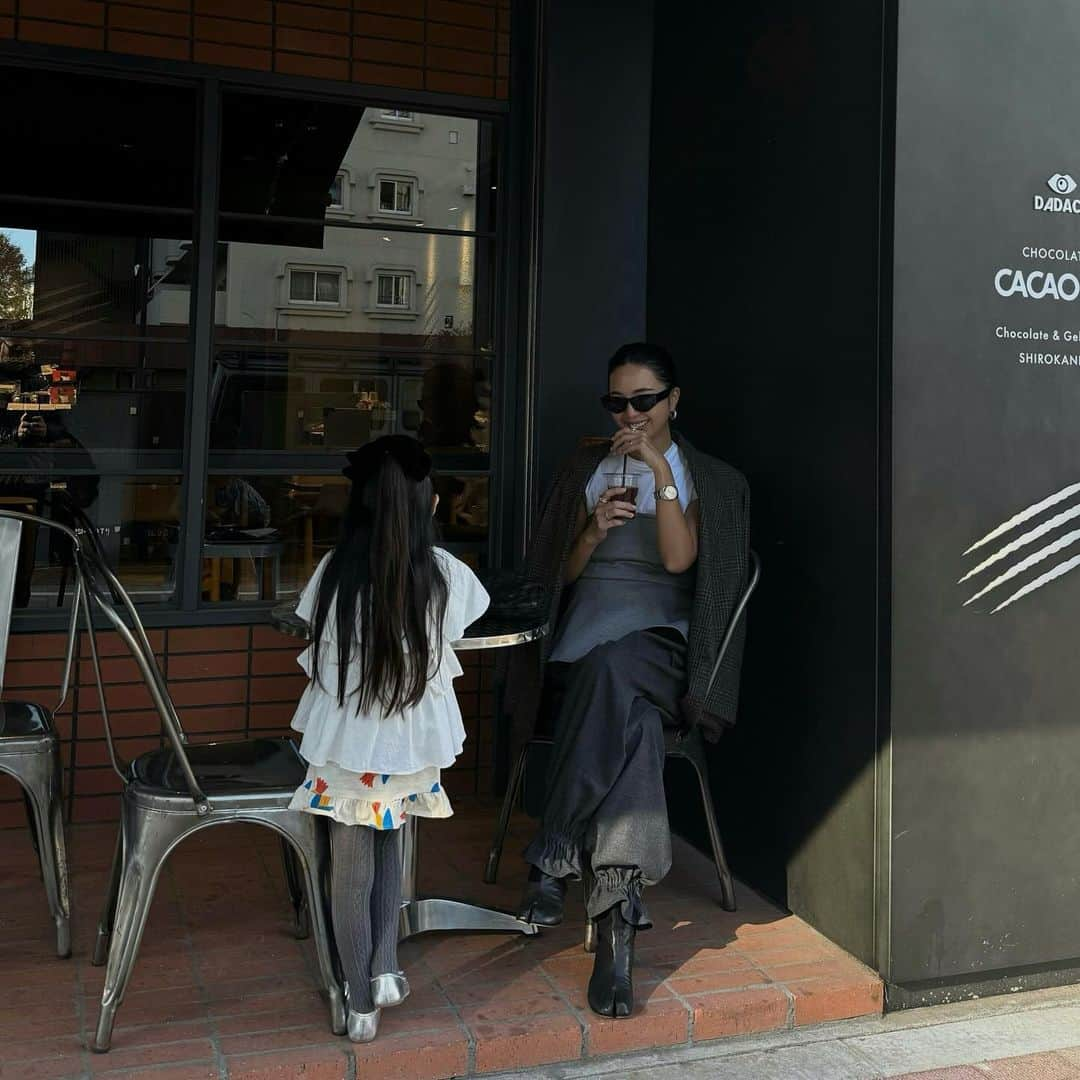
top-left (1, 228), bottom-right (36, 265)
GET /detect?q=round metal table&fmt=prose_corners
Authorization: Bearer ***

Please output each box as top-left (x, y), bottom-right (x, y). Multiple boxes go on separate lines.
top-left (270, 574), bottom-right (548, 940)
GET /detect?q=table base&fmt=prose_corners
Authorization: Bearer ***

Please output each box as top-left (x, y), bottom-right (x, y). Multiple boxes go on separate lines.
top-left (397, 814), bottom-right (537, 940)
top-left (399, 898), bottom-right (538, 939)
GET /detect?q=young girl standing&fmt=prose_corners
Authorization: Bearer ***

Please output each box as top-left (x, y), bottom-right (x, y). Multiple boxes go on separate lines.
top-left (288, 435), bottom-right (489, 1043)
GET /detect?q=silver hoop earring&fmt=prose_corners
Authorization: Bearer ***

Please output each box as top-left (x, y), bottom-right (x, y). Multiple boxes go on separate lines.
top-left (671, 409), bottom-right (678, 420)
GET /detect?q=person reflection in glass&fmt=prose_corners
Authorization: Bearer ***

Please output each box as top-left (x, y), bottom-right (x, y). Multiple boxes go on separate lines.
top-left (417, 362), bottom-right (480, 449)
top-left (208, 476), bottom-right (273, 535)
top-left (417, 363), bottom-right (486, 537)
top-left (0, 409), bottom-right (99, 607)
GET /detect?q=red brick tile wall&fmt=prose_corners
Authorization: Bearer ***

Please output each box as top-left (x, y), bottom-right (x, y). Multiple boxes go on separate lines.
top-left (0, 624), bottom-right (496, 828)
top-left (0, 0), bottom-right (510, 100)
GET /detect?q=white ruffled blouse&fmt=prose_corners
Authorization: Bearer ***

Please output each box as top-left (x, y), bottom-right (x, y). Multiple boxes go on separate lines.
top-left (289, 547), bottom-right (490, 776)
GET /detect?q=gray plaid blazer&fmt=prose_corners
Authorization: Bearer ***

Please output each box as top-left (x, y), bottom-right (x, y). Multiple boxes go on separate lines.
top-left (502, 431), bottom-right (750, 755)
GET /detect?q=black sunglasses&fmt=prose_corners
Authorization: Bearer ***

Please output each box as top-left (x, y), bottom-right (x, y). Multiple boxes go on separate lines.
top-left (599, 386), bottom-right (672, 414)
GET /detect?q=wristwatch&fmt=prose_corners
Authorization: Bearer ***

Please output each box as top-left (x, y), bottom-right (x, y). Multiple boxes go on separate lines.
top-left (655, 484), bottom-right (679, 502)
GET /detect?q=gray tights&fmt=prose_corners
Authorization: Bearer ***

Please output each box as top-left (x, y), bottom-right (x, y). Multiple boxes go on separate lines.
top-left (328, 820), bottom-right (402, 1011)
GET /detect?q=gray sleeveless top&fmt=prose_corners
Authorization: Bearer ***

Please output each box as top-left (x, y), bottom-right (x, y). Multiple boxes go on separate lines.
top-left (547, 514), bottom-right (696, 664)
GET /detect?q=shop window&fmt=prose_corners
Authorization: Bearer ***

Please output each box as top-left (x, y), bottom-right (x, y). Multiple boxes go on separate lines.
top-left (0, 64), bottom-right (197, 610)
top-left (2, 72), bottom-right (502, 617)
top-left (198, 471), bottom-right (487, 603)
top-left (187, 90), bottom-right (500, 608)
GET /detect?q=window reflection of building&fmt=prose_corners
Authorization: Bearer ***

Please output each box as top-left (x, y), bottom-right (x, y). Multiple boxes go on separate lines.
top-left (193, 98), bottom-right (494, 602)
top-left (212, 109), bottom-right (481, 343)
top-left (1, 66), bottom-right (499, 614)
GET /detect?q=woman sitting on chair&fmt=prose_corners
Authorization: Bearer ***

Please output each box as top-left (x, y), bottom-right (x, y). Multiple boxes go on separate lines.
top-left (505, 342), bottom-right (750, 1019)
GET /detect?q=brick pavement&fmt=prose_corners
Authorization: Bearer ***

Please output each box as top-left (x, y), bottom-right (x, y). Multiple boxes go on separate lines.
top-left (0, 804), bottom-right (882, 1079)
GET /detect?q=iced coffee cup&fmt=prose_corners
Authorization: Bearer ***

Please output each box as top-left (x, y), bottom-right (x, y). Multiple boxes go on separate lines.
top-left (603, 472), bottom-right (639, 509)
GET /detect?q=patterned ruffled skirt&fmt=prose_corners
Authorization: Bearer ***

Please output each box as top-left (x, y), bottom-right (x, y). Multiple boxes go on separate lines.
top-left (288, 761), bottom-right (453, 829)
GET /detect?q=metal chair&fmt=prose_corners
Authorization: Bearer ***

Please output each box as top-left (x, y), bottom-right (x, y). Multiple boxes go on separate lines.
top-left (76, 543), bottom-right (345, 1052)
top-left (0, 510), bottom-right (81, 958)
top-left (484, 550), bottom-right (761, 916)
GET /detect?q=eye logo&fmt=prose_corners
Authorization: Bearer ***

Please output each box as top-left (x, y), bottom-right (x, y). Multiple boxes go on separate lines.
top-left (1048, 173), bottom-right (1077, 195)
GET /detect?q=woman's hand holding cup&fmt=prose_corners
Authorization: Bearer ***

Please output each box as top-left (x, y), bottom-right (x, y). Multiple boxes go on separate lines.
top-left (587, 485), bottom-right (636, 542)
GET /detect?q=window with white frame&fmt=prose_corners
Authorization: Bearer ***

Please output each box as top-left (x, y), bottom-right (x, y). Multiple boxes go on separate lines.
top-left (328, 173), bottom-right (345, 210)
top-left (376, 271), bottom-right (411, 309)
top-left (287, 266), bottom-right (344, 307)
top-left (365, 266), bottom-right (418, 318)
top-left (368, 108), bottom-right (424, 133)
top-left (326, 170), bottom-right (353, 218)
top-left (378, 177), bottom-right (415, 215)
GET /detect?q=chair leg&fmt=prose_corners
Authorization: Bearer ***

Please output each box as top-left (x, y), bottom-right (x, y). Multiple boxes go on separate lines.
top-left (279, 835), bottom-right (310, 939)
top-left (583, 864), bottom-right (597, 953)
top-left (22, 749), bottom-right (71, 958)
top-left (43, 752), bottom-right (71, 959)
top-left (683, 750), bottom-right (737, 912)
top-left (92, 827), bottom-right (123, 967)
top-left (93, 802), bottom-right (183, 1052)
top-left (65, 711), bottom-right (78, 826)
top-left (56, 561), bottom-right (69, 607)
top-left (22, 788), bottom-right (41, 868)
top-left (281, 814), bottom-right (346, 1036)
top-left (484, 743), bottom-right (529, 884)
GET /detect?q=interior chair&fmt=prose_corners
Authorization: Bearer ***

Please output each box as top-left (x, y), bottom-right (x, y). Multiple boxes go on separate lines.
top-left (77, 543), bottom-right (345, 1052)
top-left (0, 510), bottom-right (79, 957)
top-left (484, 550), bottom-right (761, 916)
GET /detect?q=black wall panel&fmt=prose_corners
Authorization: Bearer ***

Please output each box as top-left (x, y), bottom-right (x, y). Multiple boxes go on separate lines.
top-left (531, 0), bottom-right (655, 498)
top-left (890, 0), bottom-right (1080, 991)
top-left (648, 1), bottom-right (887, 963)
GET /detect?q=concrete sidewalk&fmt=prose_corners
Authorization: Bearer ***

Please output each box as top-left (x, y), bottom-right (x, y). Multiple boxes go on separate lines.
top-left (492, 983), bottom-right (1080, 1079)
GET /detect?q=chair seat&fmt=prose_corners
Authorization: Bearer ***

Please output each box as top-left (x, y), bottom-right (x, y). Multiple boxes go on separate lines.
top-left (129, 737), bottom-right (306, 797)
top-left (0, 701), bottom-right (54, 738)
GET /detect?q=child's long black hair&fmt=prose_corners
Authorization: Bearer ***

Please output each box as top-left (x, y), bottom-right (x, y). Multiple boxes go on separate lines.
top-left (310, 436), bottom-right (448, 716)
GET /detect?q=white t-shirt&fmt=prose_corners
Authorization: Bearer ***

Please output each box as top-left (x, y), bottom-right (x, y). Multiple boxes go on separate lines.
top-left (584, 440), bottom-right (697, 515)
top-left (290, 547), bottom-right (489, 775)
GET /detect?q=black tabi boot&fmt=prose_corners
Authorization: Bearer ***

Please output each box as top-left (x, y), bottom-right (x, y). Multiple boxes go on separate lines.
top-left (517, 864), bottom-right (568, 926)
top-left (587, 904), bottom-right (635, 1018)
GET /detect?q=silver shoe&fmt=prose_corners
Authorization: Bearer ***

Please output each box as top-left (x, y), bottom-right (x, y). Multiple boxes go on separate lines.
top-left (344, 982), bottom-right (381, 1043)
top-left (371, 971), bottom-right (410, 1008)
top-left (346, 1006), bottom-right (381, 1043)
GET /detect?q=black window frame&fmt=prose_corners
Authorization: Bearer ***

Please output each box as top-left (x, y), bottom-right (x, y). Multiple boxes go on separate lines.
top-left (0, 44), bottom-right (523, 631)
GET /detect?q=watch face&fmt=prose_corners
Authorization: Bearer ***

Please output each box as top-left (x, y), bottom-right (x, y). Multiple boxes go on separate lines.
top-left (656, 484), bottom-right (678, 501)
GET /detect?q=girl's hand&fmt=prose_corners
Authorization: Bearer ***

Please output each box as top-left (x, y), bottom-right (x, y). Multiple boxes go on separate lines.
top-left (585, 486), bottom-right (636, 543)
top-left (610, 426), bottom-right (666, 475)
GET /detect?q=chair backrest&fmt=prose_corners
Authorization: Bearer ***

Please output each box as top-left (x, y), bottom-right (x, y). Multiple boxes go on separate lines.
top-left (0, 510), bottom-right (83, 714)
top-left (75, 535), bottom-right (211, 814)
top-left (702, 549), bottom-right (761, 700)
top-left (0, 515), bottom-right (22, 694)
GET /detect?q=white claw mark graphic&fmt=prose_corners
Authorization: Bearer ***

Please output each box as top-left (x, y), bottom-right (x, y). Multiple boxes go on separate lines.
top-left (962, 482), bottom-right (1080, 556)
top-left (990, 551), bottom-right (1080, 612)
top-left (963, 528), bottom-right (1080, 605)
top-left (958, 501), bottom-right (1080, 583)
top-left (961, 481), bottom-right (1080, 611)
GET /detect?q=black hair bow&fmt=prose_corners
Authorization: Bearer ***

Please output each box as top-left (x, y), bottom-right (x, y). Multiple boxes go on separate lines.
top-left (343, 434), bottom-right (432, 484)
